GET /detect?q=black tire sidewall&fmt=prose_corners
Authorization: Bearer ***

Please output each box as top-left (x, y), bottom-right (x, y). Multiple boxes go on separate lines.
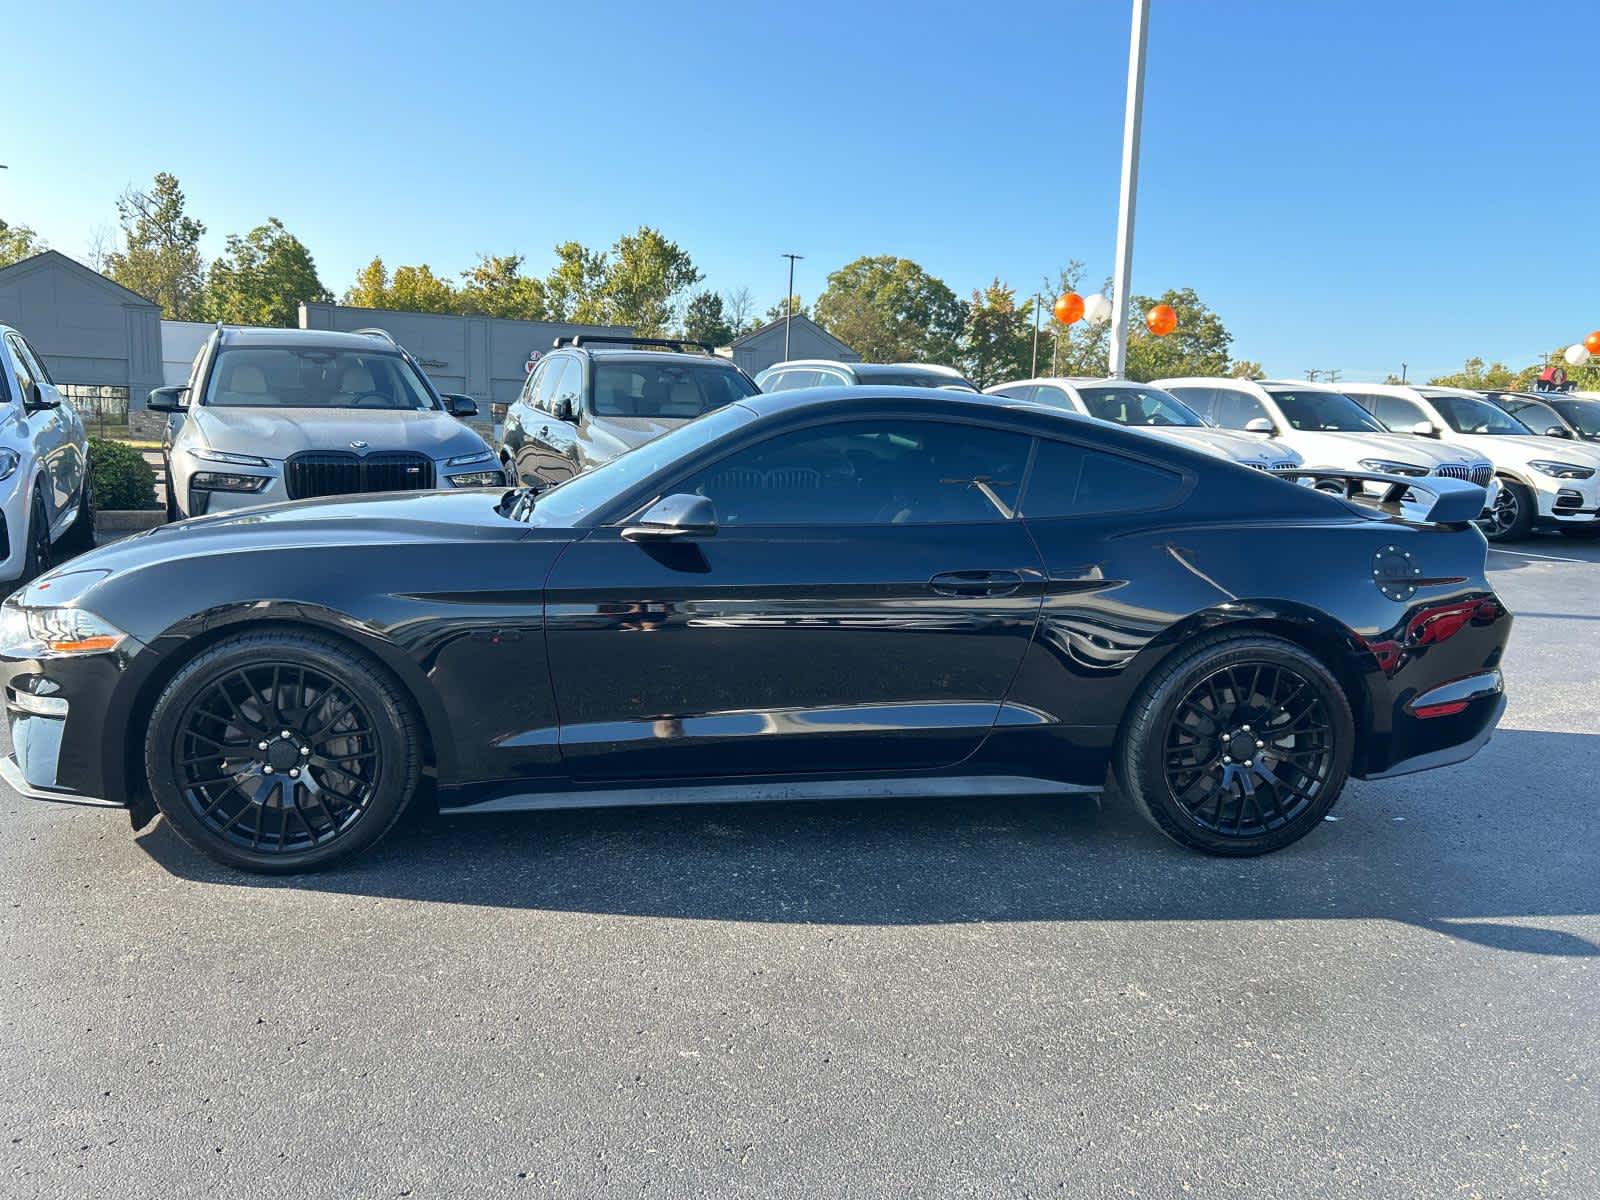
top-left (146, 632), bottom-right (421, 873)
top-left (21, 487), bottom-right (51, 581)
top-left (1484, 479), bottom-right (1534, 542)
top-left (1120, 634), bottom-right (1355, 856)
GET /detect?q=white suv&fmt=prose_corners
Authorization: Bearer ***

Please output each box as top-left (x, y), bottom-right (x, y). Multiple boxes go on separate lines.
top-left (1157, 376), bottom-right (1495, 506)
top-left (984, 377), bottom-right (1303, 473)
top-left (1342, 382), bottom-right (1600, 541)
top-left (0, 324), bottom-right (92, 584)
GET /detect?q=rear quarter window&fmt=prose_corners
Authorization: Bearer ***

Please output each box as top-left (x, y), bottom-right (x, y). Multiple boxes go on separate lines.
top-left (1021, 438), bottom-right (1185, 518)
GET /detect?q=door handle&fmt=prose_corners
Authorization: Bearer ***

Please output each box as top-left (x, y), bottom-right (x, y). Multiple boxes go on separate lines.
top-left (930, 570), bottom-right (1024, 597)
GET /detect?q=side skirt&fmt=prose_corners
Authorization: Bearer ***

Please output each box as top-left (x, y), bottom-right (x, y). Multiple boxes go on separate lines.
top-left (447, 774), bottom-right (1102, 816)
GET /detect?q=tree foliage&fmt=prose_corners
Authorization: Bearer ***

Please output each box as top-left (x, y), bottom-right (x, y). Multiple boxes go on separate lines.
top-left (763, 294), bottom-right (809, 325)
top-left (542, 241), bottom-right (609, 323)
top-left (600, 227), bottom-right (701, 336)
top-left (343, 257), bottom-right (458, 314)
top-left (960, 280), bottom-right (1035, 388)
top-left (0, 219), bottom-right (46, 268)
top-left (1122, 287), bottom-right (1234, 382)
top-left (460, 254), bottom-right (548, 320)
top-left (814, 256), bottom-right (966, 364)
top-left (202, 218), bottom-right (330, 327)
top-left (104, 173), bottom-right (207, 318)
top-left (1428, 356), bottom-right (1531, 391)
top-left (683, 290), bottom-right (734, 347)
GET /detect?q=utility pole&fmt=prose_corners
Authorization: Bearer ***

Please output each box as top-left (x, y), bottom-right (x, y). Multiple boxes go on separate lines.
top-left (1031, 295), bottom-right (1043, 377)
top-left (1324, 368), bottom-right (1342, 383)
top-left (780, 253), bottom-right (803, 361)
top-left (1108, 0), bottom-right (1151, 379)
top-left (1400, 362), bottom-right (1408, 383)
top-left (1305, 369), bottom-right (1321, 382)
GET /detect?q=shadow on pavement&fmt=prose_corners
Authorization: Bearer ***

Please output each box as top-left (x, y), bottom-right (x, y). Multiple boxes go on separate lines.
top-left (136, 728), bottom-right (1600, 956)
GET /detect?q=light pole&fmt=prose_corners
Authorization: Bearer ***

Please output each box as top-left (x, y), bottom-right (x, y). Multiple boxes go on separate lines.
top-left (781, 252), bottom-right (803, 360)
top-left (1031, 294), bottom-right (1043, 377)
top-left (1108, 0), bottom-right (1151, 379)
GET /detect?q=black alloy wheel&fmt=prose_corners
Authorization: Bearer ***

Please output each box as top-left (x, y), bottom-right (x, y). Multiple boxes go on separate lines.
top-left (1117, 633), bottom-right (1353, 855)
top-left (21, 487), bottom-right (53, 582)
top-left (1483, 479), bottom-right (1533, 542)
top-left (147, 631), bottom-right (421, 872)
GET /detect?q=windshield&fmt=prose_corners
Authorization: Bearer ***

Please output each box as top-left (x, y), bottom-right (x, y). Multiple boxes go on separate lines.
top-left (592, 359), bottom-right (757, 418)
top-left (1487, 394), bottom-right (1565, 433)
top-left (1552, 398), bottom-right (1600, 437)
top-left (204, 347), bottom-right (438, 410)
top-left (860, 370), bottom-right (977, 391)
top-left (1427, 394), bottom-right (1534, 435)
top-left (516, 403), bottom-right (759, 526)
top-left (1266, 388), bottom-right (1385, 432)
top-left (1077, 385), bottom-right (1205, 427)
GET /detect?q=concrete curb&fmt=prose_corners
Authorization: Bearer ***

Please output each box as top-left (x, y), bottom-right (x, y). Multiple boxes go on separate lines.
top-left (97, 509), bottom-right (166, 532)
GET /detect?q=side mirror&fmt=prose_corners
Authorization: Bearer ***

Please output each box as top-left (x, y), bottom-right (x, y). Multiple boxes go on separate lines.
top-left (147, 385), bottom-right (188, 413)
top-left (622, 493), bottom-right (718, 542)
top-left (1411, 420), bottom-right (1438, 437)
top-left (22, 381), bottom-right (57, 412)
top-left (1244, 417), bottom-right (1275, 435)
top-left (442, 393), bottom-right (478, 418)
top-left (1545, 425), bottom-right (1571, 438)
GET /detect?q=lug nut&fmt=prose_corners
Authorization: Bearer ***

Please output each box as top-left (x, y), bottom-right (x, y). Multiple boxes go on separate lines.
top-left (1242, 724), bottom-right (1251, 732)
top-left (257, 741), bottom-right (269, 751)
top-left (263, 765), bottom-right (274, 775)
top-left (1256, 740), bottom-right (1265, 749)
top-left (1222, 755), bottom-right (1233, 764)
top-left (288, 768), bottom-right (299, 779)
top-left (280, 730), bottom-right (293, 740)
top-left (300, 746), bottom-right (311, 756)
top-left (1244, 759), bottom-right (1254, 767)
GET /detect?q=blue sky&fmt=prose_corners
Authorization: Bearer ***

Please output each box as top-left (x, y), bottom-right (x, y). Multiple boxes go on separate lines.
top-left (4, 0), bottom-right (1594, 380)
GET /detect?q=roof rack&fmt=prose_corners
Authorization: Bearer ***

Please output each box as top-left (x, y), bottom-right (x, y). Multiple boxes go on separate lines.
top-left (552, 334), bottom-right (717, 355)
top-left (351, 327), bottom-right (400, 347)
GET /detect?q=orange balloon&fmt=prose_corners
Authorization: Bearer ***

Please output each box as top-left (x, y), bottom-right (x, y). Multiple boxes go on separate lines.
top-left (1585, 330), bottom-right (1600, 355)
top-left (1146, 303), bottom-right (1178, 337)
top-left (1053, 292), bottom-right (1085, 325)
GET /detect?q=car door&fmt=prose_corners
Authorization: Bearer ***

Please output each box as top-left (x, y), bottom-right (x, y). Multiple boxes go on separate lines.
top-left (4, 333), bottom-right (72, 524)
top-left (515, 356), bottom-right (583, 486)
top-left (542, 415), bottom-right (1046, 780)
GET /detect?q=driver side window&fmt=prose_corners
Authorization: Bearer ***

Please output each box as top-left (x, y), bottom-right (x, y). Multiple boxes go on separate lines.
top-left (533, 357), bottom-right (567, 414)
top-left (1208, 388), bottom-right (1270, 430)
top-left (674, 419), bottom-right (1031, 527)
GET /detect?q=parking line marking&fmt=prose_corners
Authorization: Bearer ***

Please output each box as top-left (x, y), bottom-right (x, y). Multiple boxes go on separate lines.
top-left (1488, 548), bottom-right (1591, 564)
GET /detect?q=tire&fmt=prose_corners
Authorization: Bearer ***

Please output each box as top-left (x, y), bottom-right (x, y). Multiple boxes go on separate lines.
top-left (20, 486), bottom-right (53, 583)
top-left (58, 470), bottom-right (95, 555)
top-left (1115, 633), bottom-right (1354, 856)
top-left (1482, 478), bottom-right (1534, 542)
top-left (145, 630), bottom-right (423, 873)
top-left (163, 455), bottom-right (180, 523)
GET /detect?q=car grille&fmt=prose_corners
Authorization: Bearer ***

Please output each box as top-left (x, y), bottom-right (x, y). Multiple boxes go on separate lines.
top-left (1247, 461), bottom-right (1297, 472)
top-left (285, 452), bottom-right (436, 500)
top-left (1434, 463), bottom-right (1493, 487)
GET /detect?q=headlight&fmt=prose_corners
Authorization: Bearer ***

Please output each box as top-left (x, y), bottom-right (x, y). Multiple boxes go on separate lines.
top-left (1359, 458), bottom-right (1429, 477)
top-left (189, 448), bottom-right (271, 468)
top-left (191, 472), bottom-right (270, 492)
top-left (446, 450), bottom-right (497, 467)
top-left (0, 601), bottom-right (128, 657)
top-left (446, 469), bottom-right (508, 488)
top-left (0, 449), bottom-right (18, 481)
top-left (1528, 460), bottom-right (1597, 480)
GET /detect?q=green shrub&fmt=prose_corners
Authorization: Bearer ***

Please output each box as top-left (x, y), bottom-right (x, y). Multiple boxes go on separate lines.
top-left (89, 437), bottom-right (159, 510)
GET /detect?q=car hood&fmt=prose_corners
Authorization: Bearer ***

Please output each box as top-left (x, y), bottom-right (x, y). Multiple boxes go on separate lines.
top-left (1282, 429), bottom-right (1489, 470)
top-left (1129, 425), bottom-right (1301, 466)
top-left (1450, 434), bottom-right (1600, 470)
top-left (191, 406), bottom-right (491, 461)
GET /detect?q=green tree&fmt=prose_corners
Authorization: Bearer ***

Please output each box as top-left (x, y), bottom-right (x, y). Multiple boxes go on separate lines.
top-left (201, 218), bottom-right (330, 327)
top-left (1427, 356), bottom-right (1523, 391)
top-left (600, 227), bottom-right (702, 336)
top-left (0, 218), bottom-right (46, 267)
top-left (763, 294), bottom-right (809, 325)
top-left (344, 257), bottom-right (392, 308)
top-left (960, 280), bottom-right (1035, 387)
top-left (1122, 287), bottom-right (1234, 382)
top-left (1229, 360), bottom-right (1265, 380)
top-left (543, 241), bottom-right (609, 323)
top-left (813, 256), bottom-right (966, 364)
top-left (460, 253), bottom-right (548, 320)
top-left (343, 257), bottom-right (458, 313)
top-left (683, 290), bottom-right (734, 346)
top-left (103, 172), bottom-right (207, 318)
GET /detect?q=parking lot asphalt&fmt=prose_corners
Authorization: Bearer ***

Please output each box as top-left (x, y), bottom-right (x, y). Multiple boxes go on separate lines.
top-left (2, 537), bottom-right (1597, 1199)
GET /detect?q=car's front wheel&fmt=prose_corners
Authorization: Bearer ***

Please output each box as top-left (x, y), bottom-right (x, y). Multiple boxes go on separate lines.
top-left (1116, 633), bottom-right (1354, 856)
top-left (146, 630), bottom-right (422, 873)
top-left (1482, 478), bottom-right (1534, 542)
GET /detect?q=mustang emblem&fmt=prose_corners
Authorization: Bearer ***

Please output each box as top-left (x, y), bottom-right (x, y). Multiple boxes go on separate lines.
top-left (350, 440), bottom-right (369, 449)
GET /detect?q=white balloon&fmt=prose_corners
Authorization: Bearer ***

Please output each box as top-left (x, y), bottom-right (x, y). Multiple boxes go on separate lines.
top-left (1565, 343), bottom-right (1590, 366)
top-left (1083, 293), bottom-right (1113, 326)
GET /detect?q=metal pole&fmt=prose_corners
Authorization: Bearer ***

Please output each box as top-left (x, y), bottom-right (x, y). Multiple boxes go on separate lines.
top-left (1031, 295), bottom-right (1041, 377)
top-left (1108, 0), bottom-right (1150, 379)
top-left (781, 253), bottom-right (803, 360)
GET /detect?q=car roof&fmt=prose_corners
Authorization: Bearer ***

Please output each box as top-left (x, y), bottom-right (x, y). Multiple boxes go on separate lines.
top-left (737, 384), bottom-right (1086, 423)
top-left (852, 362), bottom-right (967, 379)
top-left (574, 348), bottom-right (739, 366)
top-left (216, 326), bottom-right (406, 353)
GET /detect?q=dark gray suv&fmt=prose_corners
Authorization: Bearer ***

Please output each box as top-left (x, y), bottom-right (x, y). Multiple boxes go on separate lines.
top-left (498, 336), bottom-right (759, 488)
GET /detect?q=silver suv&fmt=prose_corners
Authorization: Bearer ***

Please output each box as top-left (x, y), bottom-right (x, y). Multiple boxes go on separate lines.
top-left (151, 327), bottom-right (503, 519)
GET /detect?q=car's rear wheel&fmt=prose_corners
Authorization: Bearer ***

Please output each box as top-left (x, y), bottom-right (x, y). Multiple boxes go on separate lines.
top-left (146, 631), bottom-right (422, 873)
top-left (59, 471), bottom-right (95, 555)
top-left (1116, 633), bottom-right (1354, 856)
top-left (1483, 478), bottom-right (1534, 542)
top-left (21, 486), bottom-right (53, 582)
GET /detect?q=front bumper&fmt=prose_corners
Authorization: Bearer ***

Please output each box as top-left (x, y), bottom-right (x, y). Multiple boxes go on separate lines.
top-left (0, 751), bottom-right (116, 807)
top-left (0, 468), bottom-right (32, 583)
top-left (1530, 473), bottom-right (1600, 524)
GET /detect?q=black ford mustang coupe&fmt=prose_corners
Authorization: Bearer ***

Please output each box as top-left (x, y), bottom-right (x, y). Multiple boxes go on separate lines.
top-left (0, 388), bottom-right (1509, 872)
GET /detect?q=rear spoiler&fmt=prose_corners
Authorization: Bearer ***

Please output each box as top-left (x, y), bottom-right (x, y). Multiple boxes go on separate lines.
top-left (1274, 470), bottom-right (1487, 526)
